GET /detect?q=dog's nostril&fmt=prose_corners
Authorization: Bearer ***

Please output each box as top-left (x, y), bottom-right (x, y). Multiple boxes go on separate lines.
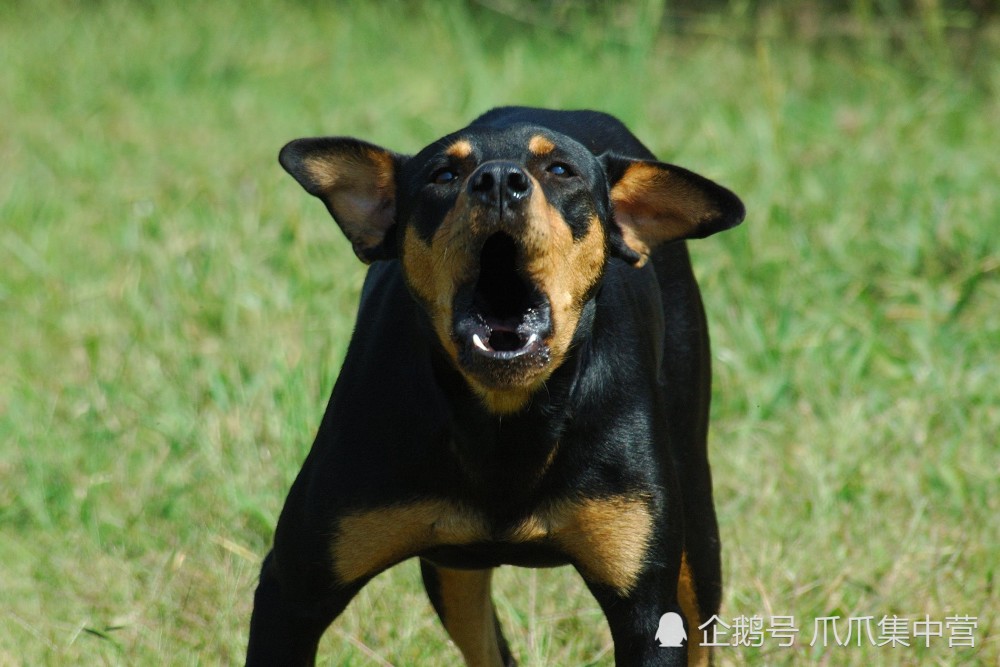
top-left (507, 171), bottom-right (529, 195)
top-left (472, 171), bottom-right (495, 193)
top-left (469, 162), bottom-right (532, 204)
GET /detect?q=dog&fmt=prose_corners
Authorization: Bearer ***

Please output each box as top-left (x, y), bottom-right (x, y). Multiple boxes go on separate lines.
top-left (246, 107), bottom-right (745, 666)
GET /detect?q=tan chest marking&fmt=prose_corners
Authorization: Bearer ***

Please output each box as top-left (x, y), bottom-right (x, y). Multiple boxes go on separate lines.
top-left (332, 499), bottom-right (488, 583)
top-left (331, 494), bottom-right (652, 595)
top-left (533, 495), bottom-right (653, 595)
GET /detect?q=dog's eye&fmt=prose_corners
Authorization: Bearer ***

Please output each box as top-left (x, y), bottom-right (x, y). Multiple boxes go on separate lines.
top-left (546, 162), bottom-right (573, 177)
top-left (431, 168), bottom-right (458, 185)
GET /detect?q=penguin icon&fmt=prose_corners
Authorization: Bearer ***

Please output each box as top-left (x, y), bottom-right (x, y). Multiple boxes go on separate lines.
top-left (654, 612), bottom-right (687, 647)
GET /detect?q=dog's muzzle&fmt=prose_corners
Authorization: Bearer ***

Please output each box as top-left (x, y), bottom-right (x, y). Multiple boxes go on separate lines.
top-left (452, 231), bottom-right (552, 386)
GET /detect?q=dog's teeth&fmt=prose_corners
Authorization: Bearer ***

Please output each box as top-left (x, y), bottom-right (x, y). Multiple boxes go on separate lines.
top-left (525, 334), bottom-right (539, 346)
top-left (472, 333), bottom-right (489, 351)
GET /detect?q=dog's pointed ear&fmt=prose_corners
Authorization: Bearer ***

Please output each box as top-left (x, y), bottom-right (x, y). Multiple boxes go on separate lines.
top-left (602, 153), bottom-right (745, 267)
top-left (279, 137), bottom-right (408, 263)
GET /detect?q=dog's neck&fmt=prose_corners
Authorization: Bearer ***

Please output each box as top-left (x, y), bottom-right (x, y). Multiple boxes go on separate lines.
top-left (427, 299), bottom-right (596, 509)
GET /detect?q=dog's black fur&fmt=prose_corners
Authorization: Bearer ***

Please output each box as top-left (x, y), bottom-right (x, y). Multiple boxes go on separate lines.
top-left (246, 107), bottom-right (745, 666)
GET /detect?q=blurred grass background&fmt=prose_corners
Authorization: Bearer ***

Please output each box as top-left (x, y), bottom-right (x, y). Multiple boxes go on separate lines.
top-left (1, 0), bottom-right (997, 664)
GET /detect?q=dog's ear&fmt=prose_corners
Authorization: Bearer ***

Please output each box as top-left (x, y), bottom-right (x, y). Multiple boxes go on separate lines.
top-left (279, 137), bottom-right (408, 263)
top-left (602, 154), bottom-right (745, 267)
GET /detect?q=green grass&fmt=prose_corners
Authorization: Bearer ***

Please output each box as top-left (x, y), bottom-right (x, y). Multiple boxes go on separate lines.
top-left (1, 1), bottom-right (997, 665)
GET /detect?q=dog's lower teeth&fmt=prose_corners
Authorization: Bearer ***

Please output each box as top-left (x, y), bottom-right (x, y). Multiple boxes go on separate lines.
top-left (472, 333), bottom-right (489, 351)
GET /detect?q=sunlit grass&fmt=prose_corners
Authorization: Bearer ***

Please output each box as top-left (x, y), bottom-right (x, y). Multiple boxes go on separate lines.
top-left (1, 1), bottom-right (997, 665)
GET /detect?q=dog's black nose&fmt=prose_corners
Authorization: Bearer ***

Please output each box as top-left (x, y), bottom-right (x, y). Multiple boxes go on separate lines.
top-left (468, 161), bottom-right (532, 208)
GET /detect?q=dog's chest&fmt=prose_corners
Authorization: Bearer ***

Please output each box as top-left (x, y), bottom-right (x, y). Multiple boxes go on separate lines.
top-left (331, 494), bottom-right (653, 595)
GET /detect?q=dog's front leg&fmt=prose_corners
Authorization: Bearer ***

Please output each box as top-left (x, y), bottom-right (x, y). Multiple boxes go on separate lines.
top-left (419, 560), bottom-right (518, 667)
top-left (246, 549), bottom-right (364, 667)
top-left (551, 491), bottom-right (696, 666)
top-left (585, 563), bottom-right (691, 667)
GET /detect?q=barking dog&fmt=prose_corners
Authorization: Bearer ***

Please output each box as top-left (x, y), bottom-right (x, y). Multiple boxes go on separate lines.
top-left (246, 107), bottom-right (745, 667)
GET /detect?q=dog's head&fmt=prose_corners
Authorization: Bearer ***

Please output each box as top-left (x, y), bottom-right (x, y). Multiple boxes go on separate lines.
top-left (280, 120), bottom-right (743, 413)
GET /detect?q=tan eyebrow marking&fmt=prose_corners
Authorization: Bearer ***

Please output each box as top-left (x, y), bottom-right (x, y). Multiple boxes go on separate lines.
top-left (445, 139), bottom-right (473, 159)
top-left (529, 135), bottom-right (556, 155)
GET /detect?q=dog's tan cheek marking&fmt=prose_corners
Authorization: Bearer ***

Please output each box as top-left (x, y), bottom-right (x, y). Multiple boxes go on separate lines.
top-left (435, 568), bottom-right (505, 667)
top-left (528, 134), bottom-right (555, 155)
top-left (677, 552), bottom-right (709, 667)
top-left (524, 207), bottom-right (605, 369)
top-left (401, 225), bottom-right (436, 304)
top-left (401, 204), bottom-right (479, 365)
top-left (331, 501), bottom-right (489, 584)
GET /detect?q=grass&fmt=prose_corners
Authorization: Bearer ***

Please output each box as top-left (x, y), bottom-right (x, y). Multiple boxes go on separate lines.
top-left (1, 1), bottom-right (997, 664)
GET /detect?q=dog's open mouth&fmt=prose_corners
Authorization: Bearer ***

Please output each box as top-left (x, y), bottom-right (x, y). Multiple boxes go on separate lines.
top-left (453, 232), bottom-right (551, 370)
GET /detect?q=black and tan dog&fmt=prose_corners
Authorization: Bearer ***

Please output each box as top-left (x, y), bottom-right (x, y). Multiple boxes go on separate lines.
top-left (246, 107), bottom-right (745, 666)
